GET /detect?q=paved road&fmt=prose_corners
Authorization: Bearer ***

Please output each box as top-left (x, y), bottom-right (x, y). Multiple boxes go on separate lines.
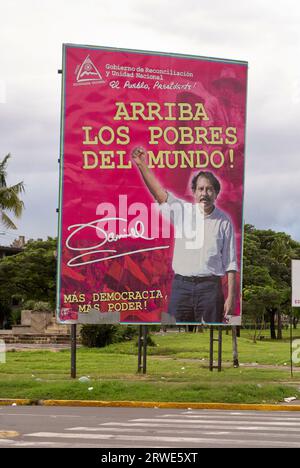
top-left (1, 406), bottom-right (300, 448)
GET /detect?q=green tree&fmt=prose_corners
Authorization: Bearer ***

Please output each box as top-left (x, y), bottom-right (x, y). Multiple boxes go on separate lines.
top-left (243, 224), bottom-right (300, 339)
top-left (0, 154), bottom-right (25, 229)
top-left (0, 238), bottom-right (57, 326)
top-left (243, 285), bottom-right (282, 342)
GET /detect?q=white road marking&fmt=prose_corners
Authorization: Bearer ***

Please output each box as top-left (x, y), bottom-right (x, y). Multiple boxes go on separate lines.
top-left (183, 411), bottom-right (298, 415)
top-left (24, 432), bottom-right (300, 447)
top-left (169, 414), bottom-right (300, 421)
top-left (130, 418), bottom-right (300, 426)
top-left (66, 426), bottom-right (230, 436)
top-left (4, 409), bottom-right (300, 448)
top-left (0, 440), bottom-right (173, 448)
top-left (99, 422), bottom-right (300, 433)
top-left (67, 426), bottom-right (151, 432)
top-left (0, 413), bottom-right (83, 418)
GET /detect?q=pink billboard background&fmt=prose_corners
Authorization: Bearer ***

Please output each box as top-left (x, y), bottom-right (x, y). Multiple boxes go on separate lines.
top-left (57, 44), bottom-right (248, 325)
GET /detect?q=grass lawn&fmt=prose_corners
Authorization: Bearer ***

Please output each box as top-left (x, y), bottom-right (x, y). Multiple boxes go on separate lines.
top-left (97, 328), bottom-right (300, 366)
top-left (0, 329), bottom-right (299, 404)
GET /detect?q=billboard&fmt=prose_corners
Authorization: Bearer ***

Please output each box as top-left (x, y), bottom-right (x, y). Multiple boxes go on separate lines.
top-left (57, 44), bottom-right (248, 326)
top-left (292, 260), bottom-right (300, 307)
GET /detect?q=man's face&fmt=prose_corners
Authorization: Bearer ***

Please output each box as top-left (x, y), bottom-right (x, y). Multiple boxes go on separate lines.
top-left (193, 176), bottom-right (218, 214)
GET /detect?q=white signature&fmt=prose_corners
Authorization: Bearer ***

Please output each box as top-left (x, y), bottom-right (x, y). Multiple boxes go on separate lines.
top-left (66, 217), bottom-right (169, 267)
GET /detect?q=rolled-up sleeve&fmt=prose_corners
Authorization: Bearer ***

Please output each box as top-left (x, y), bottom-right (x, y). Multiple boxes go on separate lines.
top-left (222, 221), bottom-right (238, 272)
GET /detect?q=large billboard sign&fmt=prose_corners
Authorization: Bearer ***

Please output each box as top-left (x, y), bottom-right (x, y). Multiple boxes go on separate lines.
top-left (292, 260), bottom-right (300, 307)
top-left (57, 44), bottom-right (248, 325)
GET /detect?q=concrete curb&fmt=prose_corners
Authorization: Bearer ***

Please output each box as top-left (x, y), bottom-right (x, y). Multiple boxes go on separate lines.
top-left (0, 399), bottom-right (35, 406)
top-left (1, 398), bottom-right (300, 411)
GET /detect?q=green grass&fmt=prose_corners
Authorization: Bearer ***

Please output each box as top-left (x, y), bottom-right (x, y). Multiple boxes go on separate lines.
top-left (0, 377), bottom-right (297, 404)
top-left (0, 329), bottom-right (299, 404)
top-left (97, 328), bottom-right (300, 366)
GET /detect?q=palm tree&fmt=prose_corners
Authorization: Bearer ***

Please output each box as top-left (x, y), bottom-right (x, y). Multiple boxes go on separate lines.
top-left (0, 154), bottom-right (25, 229)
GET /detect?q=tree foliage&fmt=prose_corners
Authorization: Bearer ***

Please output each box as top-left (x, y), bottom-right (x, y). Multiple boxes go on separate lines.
top-left (243, 224), bottom-right (300, 339)
top-left (0, 238), bottom-right (56, 308)
top-left (0, 154), bottom-right (25, 229)
top-left (80, 325), bottom-right (139, 348)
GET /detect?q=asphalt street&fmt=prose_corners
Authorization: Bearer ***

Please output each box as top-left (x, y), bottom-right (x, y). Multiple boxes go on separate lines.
top-left (0, 406), bottom-right (300, 448)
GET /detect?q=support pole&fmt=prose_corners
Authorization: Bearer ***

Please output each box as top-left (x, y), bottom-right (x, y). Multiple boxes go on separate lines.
top-left (290, 309), bottom-right (294, 379)
top-left (137, 326), bottom-right (142, 373)
top-left (209, 327), bottom-right (214, 371)
top-left (209, 326), bottom-right (223, 372)
top-left (137, 325), bottom-right (148, 374)
top-left (71, 324), bottom-right (77, 379)
top-left (218, 327), bottom-right (222, 372)
top-left (232, 326), bottom-right (239, 368)
top-left (142, 326), bottom-right (148, 374)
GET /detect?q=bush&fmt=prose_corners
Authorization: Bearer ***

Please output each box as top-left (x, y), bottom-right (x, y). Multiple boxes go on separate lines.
top-left (32, 301), bottom-right (52, 312)
top-left (9, 308), bottom-right (22, 326)
top-left (80, 325), bottom-right (139, 348)
top-left (80, 325), bottom-right (117, 348)
top-left (118, 325), bottom-right (139, 342)
top-left (0, 300), bottom-right (12, 329)
top-left (135, 333), bottom-right (156, 347)
top-left (23, 300), bottom-right (36, 310)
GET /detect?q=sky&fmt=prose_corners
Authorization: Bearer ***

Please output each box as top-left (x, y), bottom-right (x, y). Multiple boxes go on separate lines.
top-left (0, 0), bottom-right (300, 245)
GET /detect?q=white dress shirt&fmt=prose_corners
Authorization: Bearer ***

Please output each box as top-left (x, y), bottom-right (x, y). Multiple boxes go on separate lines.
top-left (160, 192), bottom-right (238, 277)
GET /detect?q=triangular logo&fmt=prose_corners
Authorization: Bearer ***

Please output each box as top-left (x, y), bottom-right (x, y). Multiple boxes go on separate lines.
top-left (76, 56), bottom-right (104, 83)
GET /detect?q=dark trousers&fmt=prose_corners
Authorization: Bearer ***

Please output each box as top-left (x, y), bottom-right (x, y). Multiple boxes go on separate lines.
top-left (168, 274), bottom-right (224, 324)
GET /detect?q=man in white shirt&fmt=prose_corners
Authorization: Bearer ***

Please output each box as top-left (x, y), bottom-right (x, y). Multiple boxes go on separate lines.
top-left (132, 147), bottom-right (238, 324)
